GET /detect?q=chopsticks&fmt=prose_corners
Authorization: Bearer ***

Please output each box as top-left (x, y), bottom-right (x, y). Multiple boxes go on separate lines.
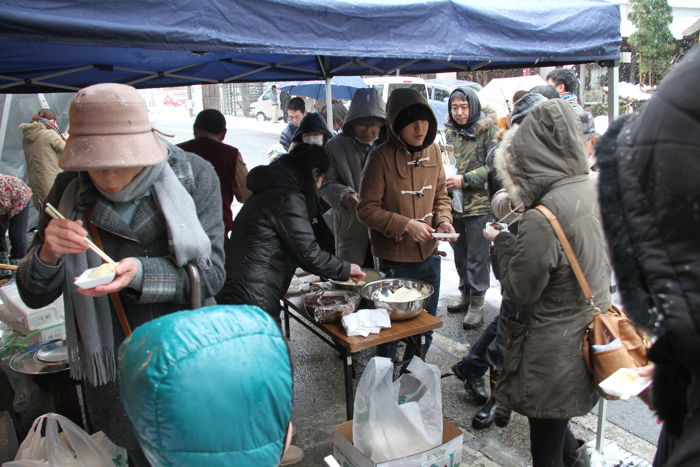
top-left (0, 264), bottom-right (18, 271)
top-left (44, 203), bottom-right (117, 266)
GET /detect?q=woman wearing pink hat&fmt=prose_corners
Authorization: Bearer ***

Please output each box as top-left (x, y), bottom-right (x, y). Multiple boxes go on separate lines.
top-left (16, 83), bottom-right (225, 466)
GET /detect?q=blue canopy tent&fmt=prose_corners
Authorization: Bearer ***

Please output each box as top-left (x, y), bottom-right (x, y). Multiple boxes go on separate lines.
top-left (0, 0), bottom-right (621, 135)
top-left (0, 0), bottom-right (622, 449)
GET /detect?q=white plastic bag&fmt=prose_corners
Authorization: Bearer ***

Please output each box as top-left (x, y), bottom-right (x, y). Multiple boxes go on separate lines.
top-left (4, 413), bottom-right (126, 467)
top-left (353, 356), bottom-right (443, 462)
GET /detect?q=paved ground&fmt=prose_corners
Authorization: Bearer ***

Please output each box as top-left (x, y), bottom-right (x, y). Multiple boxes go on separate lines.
top-left (139, 111), bottom-right (662, 466)
top-left (287, 250), bottom-right (659, 466)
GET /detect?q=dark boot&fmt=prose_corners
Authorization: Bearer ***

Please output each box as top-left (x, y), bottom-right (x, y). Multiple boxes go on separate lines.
top-left (472, 396), bottom-right (497, 429)
top-left (451, 361), bottom-right (488, 405)
top-left (463, 295), bottom-right (485, 329)
top-left (472, 372), bottom-right (499, 429)
top-left (563, 439), bottom-right (590, 467)
top-left (447, 292), bottom-right (469, 313)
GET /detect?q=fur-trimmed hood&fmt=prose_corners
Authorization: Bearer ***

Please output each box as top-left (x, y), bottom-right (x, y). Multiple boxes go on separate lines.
top-left (493, 99), bottom-right (588, 208)
top-left (445, 86), bottom-right (497, 139)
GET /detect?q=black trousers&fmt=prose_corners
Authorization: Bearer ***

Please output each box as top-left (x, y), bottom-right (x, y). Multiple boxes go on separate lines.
top-left (528, 418), bottom-right (578, 467)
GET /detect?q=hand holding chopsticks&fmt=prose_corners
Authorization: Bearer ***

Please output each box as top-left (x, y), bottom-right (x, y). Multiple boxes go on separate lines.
top-left (44, 203), bottom-right (117, 266)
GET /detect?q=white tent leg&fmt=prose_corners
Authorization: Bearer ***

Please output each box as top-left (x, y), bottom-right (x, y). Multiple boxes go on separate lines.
top-left (607, 64), bottom-right (619, 122)
top-left (596, 397), bottom-right (608, 453)
top-left (0, 94), bottom-right (13, 163)
top-left (325, 76), bottom-right (333, 132)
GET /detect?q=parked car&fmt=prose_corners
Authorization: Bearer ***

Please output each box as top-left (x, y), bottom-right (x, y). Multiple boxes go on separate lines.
top-left (364, 76), bottom-right (429, 103)
top-left (251, 86), bottom-right (281, 122)
top-left (426, 79), bottom-right (483, 101)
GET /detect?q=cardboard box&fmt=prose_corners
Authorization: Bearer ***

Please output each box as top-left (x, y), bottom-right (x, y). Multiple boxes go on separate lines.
top-left (333, 418), bottom-right (463, 467)
top-left (0, 282), bottom-right (64, 333)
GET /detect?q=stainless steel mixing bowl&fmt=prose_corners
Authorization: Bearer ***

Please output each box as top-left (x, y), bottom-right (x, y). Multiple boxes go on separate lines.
top-left (360, 278), bottom-right (434, 321)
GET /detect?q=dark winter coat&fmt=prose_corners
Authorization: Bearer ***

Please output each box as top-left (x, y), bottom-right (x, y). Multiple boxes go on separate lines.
top-left (217, 157), bottom-right (351, 319)
top-left (492, 99), bottom-right (610, 419)
top-left (16, 146), bottom-right (226, 448)
top-left (597, 45), bottom-right (700, 466)
top-left (291, 112), bottom-right (333, 143)
top-left (279, 122), bottom-right (296, 151)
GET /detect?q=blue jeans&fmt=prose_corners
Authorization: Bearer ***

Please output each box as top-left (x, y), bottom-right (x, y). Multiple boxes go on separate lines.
top-left (376, 253), bottom-right (441, 362)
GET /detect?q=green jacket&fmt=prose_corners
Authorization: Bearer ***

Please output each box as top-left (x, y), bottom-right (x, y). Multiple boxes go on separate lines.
top-left (444, 109), bottom-right (497, 217)
top-left (492, 100), bottom-right (611, 419)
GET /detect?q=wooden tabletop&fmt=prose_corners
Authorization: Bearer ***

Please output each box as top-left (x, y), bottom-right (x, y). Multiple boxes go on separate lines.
top-left (282, 295), bottom-right (443, 353)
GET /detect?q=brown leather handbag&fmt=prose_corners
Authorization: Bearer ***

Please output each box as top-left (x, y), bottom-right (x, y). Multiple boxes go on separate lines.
top-left (535, 205), bottom-right (650, 396)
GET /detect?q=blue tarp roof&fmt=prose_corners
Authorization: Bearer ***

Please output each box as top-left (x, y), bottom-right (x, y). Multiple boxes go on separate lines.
top-left (0, 0), bottom-right (621, 93)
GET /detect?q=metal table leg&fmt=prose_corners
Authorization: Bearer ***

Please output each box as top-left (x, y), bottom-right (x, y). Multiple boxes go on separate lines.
top-left (343, 352), bottom-right (354, 420)
top-left (283, 302), bottom-right (291, 339)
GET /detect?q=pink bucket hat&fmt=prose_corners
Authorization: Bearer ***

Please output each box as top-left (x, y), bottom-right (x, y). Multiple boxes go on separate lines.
top-left (60, 83), bottom-right (167, 170)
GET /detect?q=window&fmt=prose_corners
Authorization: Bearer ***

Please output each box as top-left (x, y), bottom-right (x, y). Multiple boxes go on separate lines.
top-left (388, 83), bottom-right (428, 99)
top-left (370, 84), bottom-right (385, 96)
top-left (433, 88), bottom-right (450, 102)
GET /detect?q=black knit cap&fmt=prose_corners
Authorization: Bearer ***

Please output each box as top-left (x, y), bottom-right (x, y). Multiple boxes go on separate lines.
top-left (393, 104), bottom-right (433, 134)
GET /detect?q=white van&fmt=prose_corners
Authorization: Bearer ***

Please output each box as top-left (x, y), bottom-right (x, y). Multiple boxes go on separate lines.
top-left (251, 86), bottom-right (280, 122)
top-left (364, 76), bottom-right (451, 133)
top-left (364, 76), bottom-right (429, 103)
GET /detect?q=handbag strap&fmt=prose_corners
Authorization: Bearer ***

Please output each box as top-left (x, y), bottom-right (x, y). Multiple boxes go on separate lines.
top-left (534, 205), bottom-right (594, 302)
top-left (84, 212), bottom-right (133, 337)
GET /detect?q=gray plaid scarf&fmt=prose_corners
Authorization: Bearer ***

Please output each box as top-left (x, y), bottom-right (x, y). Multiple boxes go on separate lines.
top-left (60, 156), bottom-right (211, 385)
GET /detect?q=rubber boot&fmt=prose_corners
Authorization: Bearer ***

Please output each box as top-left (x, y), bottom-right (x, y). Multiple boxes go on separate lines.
top-left (472, 373), bottom-right (498, 429)
top-left (447, 292), bottom-right (469, 313)
top-left (463, 295), bottom-right (485, 329)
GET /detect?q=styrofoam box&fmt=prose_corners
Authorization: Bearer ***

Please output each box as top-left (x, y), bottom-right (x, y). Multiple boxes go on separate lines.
top-left (333, 418), bottom-right (463, 467)
top-left (0, 282), bottom-right (65, 333)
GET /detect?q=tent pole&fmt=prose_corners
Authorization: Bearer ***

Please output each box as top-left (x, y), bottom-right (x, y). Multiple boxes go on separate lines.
top-left (607, 62), bottom-right (619, 123)
top-left (0, 95), bottom-right (13, 164)
top-left (325, 76), bottom-right (333, 132)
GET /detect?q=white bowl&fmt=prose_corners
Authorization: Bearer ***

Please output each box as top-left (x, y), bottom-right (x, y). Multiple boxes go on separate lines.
top-left (598, 368), bottom-right (652, 399)
top-left (485, 222), bottom-right (508, 236)
top-left (74, 266), bottom-right (116, 289)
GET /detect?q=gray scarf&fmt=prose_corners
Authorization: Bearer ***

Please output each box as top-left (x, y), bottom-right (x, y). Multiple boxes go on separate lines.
top-left (60, 159), bottom-right (211, 386)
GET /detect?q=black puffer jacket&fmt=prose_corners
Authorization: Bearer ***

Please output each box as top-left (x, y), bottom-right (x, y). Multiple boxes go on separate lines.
top-left (597, 45), bottom-right (700, 465)
top-left (217, 157), bottom-right (350, 319)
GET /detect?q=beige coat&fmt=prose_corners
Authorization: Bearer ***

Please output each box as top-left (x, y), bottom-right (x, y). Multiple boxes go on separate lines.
top-left (19, 122), bottom-right (65, 209)
top-left (357, 89), bottom-right (451, 263)
top-left (492, 100), bottom-right (611, 419)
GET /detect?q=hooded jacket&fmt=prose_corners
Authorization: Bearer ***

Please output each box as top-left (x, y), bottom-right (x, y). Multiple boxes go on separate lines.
top-left (291, 112), bottom-right (333, 143)
top-left (320, 88), bottom-right (386, 264)
top-left (492, 99), bottom-right (610, 419)
top-left (19, 121), bottom-right (65, 209)
top-left (357, 88), bottom-right (452, 263)
top-left (119, 305), bottom-right (293, 466)
top-left (597, 45), bottom-right (700, 464)
top-left (444, 87), bottom-right (498, 217)
top-left (217, 156), bottom-right (350, 318)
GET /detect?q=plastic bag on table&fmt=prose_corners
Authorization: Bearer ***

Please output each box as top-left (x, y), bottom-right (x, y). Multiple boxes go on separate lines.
top-left (4, 413), bottom-right (126, 467)
top-left (352, 356), bottom-right (442, 462)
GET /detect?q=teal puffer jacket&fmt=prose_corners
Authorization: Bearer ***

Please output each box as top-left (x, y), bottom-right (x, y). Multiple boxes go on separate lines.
top-left (118, 305), bottom-right (293, 467)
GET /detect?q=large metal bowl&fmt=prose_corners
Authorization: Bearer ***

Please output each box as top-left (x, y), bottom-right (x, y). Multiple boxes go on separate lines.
top-left (360, 278), bottom-right (434, 321)
top-left (330, 268), bottom-right (384, 292)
